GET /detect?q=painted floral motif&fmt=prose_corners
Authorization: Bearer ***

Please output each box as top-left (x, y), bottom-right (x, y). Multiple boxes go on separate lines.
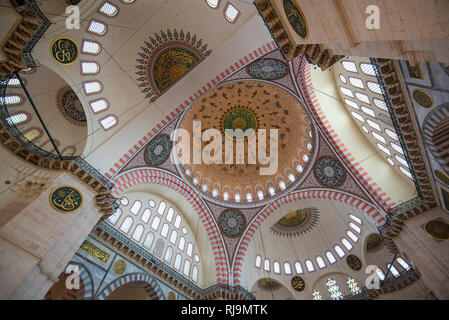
top-left (218, 209), bottom-right (245, 237)
top-left (247, 58), bottom-right (288, 80)
top-left (144, 134), bottom-right (171, 166)
top-left (270, 207), bottom-right (319, 238)
top-left (314, 157), bottom-right (346, 187)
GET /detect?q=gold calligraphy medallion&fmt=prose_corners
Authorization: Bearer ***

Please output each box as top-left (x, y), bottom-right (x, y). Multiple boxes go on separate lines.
top-left (50, 185), bottom-right (83, 213)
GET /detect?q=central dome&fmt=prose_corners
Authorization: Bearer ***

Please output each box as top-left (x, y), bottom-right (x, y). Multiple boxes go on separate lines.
top-left (176, 80), bottom-right (315, 206)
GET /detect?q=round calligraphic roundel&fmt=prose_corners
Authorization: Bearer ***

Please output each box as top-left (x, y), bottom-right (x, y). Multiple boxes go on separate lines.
top-left (347, 254), bottom-right (363, 271)
top-left (144, 134), bottom-right (172, 166)
top-left (50, 186), bottom-right (82, 213)
top-left (291, 276), bottom-right (306, 292)
top-left (282, 0), bottom-right (309, 40)
top-left (218, 209), bottom-right (246, 238)
top-left (424, 219), bottom-right (449, 241)
top-left (413, 89), bottom-right (434, 108)
top-left (247, 58), bottom-right (288, 80)
top-left (167, 291), bottom-right (177, 300)
top-left (113, 259), bottom-right (127, 275)
top-left (50, 37), bottom-right (79, 65)
top-left (314, 157), bottom-right (346, 187)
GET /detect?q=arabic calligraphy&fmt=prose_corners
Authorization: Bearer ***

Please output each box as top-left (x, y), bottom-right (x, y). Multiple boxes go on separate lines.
top-left (50, 186), bottom-right (83, 213)
top-left (347, 254), bottom-right (362, 271)
top-left (283, 0), bottom-right (309, 40)
top-left (80, 240), bottom-right (110, 263)
top-left (51, 37), bottom-right (79, 65)
top-left (291, 276), bottom-right (306, 292)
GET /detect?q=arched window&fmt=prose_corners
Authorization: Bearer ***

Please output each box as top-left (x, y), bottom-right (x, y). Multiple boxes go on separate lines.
top-left (346, 230), bottom-right (359, 243)
top-left (377, 143), bottom-right (391, 156)
top-left (83, 81), bottom-right (102, 94)
top-left (345, 99), bottom-right (359, 110)
top-left (349, 214), bottom-right (362, 225)
top-left (340, 87), bottom-right (354, 97)
top-left (255, 255), bottom-right (262, 268)
top-left (385, 128), bottom-right (399, 141)
top-left (153, 239), bottom-right (164, 257)
top-left (132, 224), bottom-right (144, 241)
top-left (334, 245), bottom-right (345, 258)
top-left (143, 232), bottom-right (154, 249)
top-left (107, 208), bottom-right (121, 225)
top-left (316, 256), bottom-right (326, 269)
top-left (373, 98), bottom-right (388, 111)
top-left (192, 266), bottom-right (199, 283)
top-left (161, 223), bottom-right (169, 238)
top-left (342, 60), bottom-right (357, 73)
top-left (376, 268), bottom-right (385, 281)
top-left (361, 106), bottom-right (376, 117)
top-left (351, 111), bottom-right (365, 123)
top-left (178, 236), bottom-right (185, 251)
top-left (349, 77), bottom-right (365, 89)
top-left (186, 243), bottom-right (193, 257)
top-left (2, 95), bottom-right (22, 105)
top-left (6, 112), bottom-right (28, 125)
top-left (174, 215), bottom-right (182, 229)
top-left (372, 131), bottom-right (386, 143)
top-left (90, 99), bottom-right (108, 113)
top-left (166, 208), bottom-right (174, 222)
top-left (23, 128), bottom-right (42, 141)
top-left (87, 20), bottom-right (107, 35)
top-left (263, 259), bottom-right (270, 272)
top-left (283, 262), bottom-right (292, 275)
top-left (387, 264), bottom-right (400, 277)
top-left (326, 278), bottom-right (343, 300)
top-left (396, 258), bottom-right (411, 271)
top-left (346, 277), bottom-right (362, 295)
top-left (312, 290), bottom-right (322, 300)
top-left (294, 262), bottom-right (303, 274)
top-left (355, 92), bottom-right (370, 104)
top-left (157, 201), bottom-right (166, 215)
top-left (342, 238), bottom-right (353, 250)
top-left (367, 81), bottom-right (382, 95)
top-left (224, 3), bottom-right (240, 23)
top-left (169, 230), bottom-right (178, 245)
top-left (130, 200), bottom-right (141, 215)
top-left (326, 251), bottom-right (336, 264)
top-left (150, 216), bottom-right (161, 231)
top-left (273, 261), bottom-right (281, 274)
top-left (183, 260), bottom-right (191, 276)
top-left (164, 246), bottom-right (173, 264)
top-left (120, 197), bottom-right (129, 206)
top-left (305, 259), bottom-right (315, 272)
top-left (360, 63), bottom-right (376, 76)
top-left (141, 208), bottom-right (151, 223)
top-left (100, 115), bottom-right (118, 130)
top-left (82, 40), bottom-right (101, 55)
top-left (119, 216), bottom-right (133, 233)
top-left (81, 61), bottom-right (100, 74)
top-left (174, 254), bottom-right (182, 270)
top-left (206, 0), bottom-right (219, 8)
top-left (349, 222), bottom-right (361, 234)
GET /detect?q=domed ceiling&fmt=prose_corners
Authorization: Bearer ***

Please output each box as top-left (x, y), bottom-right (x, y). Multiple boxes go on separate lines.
top-left (175, 79), bottom-right (315, 206)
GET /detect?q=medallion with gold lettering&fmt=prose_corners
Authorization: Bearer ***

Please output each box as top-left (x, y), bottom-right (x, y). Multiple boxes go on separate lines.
top-left (51, 37), bottom-right (79, 65)
top-left (283, 0), bottom-right (309, 40)
top-left (291, 276), bottom-right (306, 292)
top-left (50, 185), bottom-right (83, 213)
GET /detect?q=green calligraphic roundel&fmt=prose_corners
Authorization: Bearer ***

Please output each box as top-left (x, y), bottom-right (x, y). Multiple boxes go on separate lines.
top-left (283, 0), bottom-right (309, 40)
top-left (291, 276), bottom-right (306, 292)
top-left (50, 185), bottom-right (83, 213)
top-left (347, 254), bottom-right (362, 271)
top-left (51, 37), bottom-right (79, 65)
top-left (222, 108), bottom-right (258, 139)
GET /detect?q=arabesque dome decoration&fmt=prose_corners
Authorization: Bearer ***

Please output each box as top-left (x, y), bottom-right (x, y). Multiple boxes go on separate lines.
top-left (175, 79), bottom-right (316, 207)
top-left (56, 86), bottom-right (87, 127)
top-left (135, 29), bottom-right (212, 102)
top-left (270, 207), bottom-right (319, 238)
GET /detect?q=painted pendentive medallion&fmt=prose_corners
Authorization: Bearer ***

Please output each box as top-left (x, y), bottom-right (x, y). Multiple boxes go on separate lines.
top-left (56, 86), bottom-right (87, 127)
top-left (270, 207), bottom-right (319, 237)
top-left (347, 254), bottom-right (362, 271)
top-left (51, 37), bottom-right (79, 65)
top-left (218, 209), bottom-right (246, 237)
top-left (424, 219), bottom-right (449, 241)
top-left (113, 259), bottom-right (127, 275)
top-left (314, 157), bottom-right (346, 187)
top-left (144, 134), bottom-right (172, 166)
top-left (282, 0), bottom-right (309, 40)
top-left (50, 185), bottom-right (83, 213)
top-left (412, 89), bottom-right (434, 108)
top-left (247, 58), bottom-right (288, 80)
top-left (291, 276), bottom-right (306, 292)
top-left (135, 29), bottom-right (211, 102)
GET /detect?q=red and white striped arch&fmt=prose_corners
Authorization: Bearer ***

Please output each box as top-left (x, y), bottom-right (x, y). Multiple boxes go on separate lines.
top-left (112, 168), bottom-right (229, 284)
top-left (232, 188), bottom-right (387, 285)
top-left (293, 55), bottom-right (396, 211)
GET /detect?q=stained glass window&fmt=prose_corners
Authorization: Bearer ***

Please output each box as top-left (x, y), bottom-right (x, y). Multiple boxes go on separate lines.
top-left (326, 278), bottom-right (343, 300)
top-left (312, 290), bottom-right (322, 300)
top-left (346, 277), bottom-right (362, 295)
